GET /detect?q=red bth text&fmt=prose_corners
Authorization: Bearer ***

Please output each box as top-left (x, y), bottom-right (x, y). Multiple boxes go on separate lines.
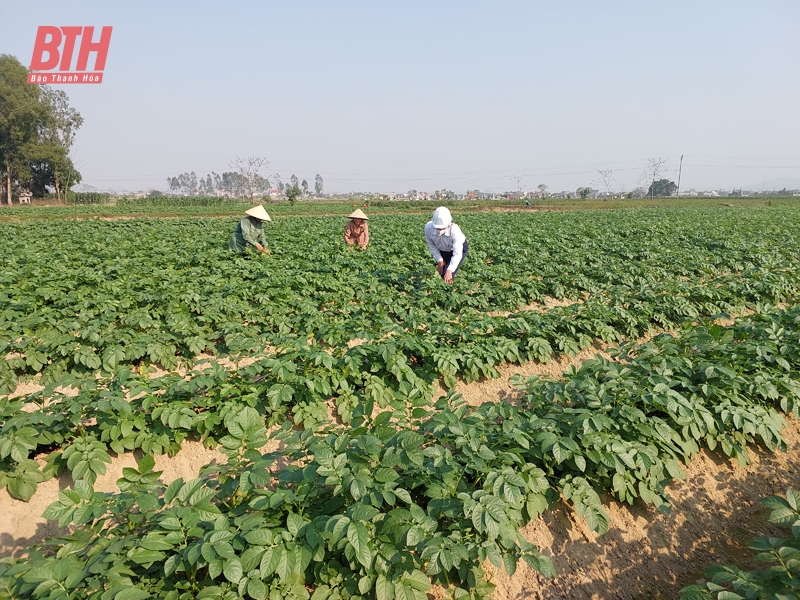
top-left (27, 26), bottom-right (112, 85)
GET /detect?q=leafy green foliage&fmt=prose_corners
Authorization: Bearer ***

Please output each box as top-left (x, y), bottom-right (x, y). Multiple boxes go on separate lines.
top-left (2, 208), bottom-right (800, 393)
top-left (2, 299), bottom-right (800, 506)
top-left (680, 488), bottom-right (800, 600)
top-left (0, 399), bottom-right (559, 600)
top-left (511, 307), bottom-right (800, 509)
top-left (2, 207), bottom-right (800, 596)
top-left (1, 305), bottom-right (800, 596)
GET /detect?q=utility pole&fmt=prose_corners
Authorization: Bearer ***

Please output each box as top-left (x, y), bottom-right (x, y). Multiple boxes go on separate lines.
top-left (676, 154), bottom-right (684, 199)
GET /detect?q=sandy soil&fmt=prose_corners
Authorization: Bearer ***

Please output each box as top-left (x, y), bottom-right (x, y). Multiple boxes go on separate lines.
top-left (0, 440), bottom-right (227, 558)
top-left (437, 341), bottom-right (612, 407)
top-left (486, 419), bottom-right (800, 599)
top-left (7, 351), bottom-right (265, 406)
top-left (486, 295), bottom-right (580, 318)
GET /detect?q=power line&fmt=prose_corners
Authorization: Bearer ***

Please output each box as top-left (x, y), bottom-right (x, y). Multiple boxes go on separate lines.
top-left (684, 164), bottom-right (799, 169)
top-left (686, 154), bottom-right (800, 161)
top-left (270, 158), bottom-right (655, 177)
top-left (80, 156), bottom-right (799, 189)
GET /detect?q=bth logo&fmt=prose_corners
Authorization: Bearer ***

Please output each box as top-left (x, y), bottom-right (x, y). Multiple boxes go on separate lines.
top-left (28, 26), bottom-right (113, 85)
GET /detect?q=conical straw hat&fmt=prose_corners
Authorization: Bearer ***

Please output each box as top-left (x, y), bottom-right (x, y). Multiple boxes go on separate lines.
top-left (245, 205), bottom-right (272, 221)
top-left (347, 209), bottom-right (368, 220)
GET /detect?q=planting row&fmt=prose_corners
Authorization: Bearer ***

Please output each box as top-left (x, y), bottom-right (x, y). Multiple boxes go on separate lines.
top-left (1, 305), bottom-right (799, 598)
top-left (0, 199), bottom-right (530, 220)
top-left (3, 294), bottom-right (799, 502)
top-left (2, 208), bottom-right (800, 393)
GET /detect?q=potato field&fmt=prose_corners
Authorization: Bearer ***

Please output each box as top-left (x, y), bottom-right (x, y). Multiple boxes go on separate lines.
top-left (1, 206), bottom-right (800, 599)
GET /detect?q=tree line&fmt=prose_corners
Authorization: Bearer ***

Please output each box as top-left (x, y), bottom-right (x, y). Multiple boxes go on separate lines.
top-left (167, 158), bottom-right (324, 203)
top-left (0, 55), bottom-right (83, 204)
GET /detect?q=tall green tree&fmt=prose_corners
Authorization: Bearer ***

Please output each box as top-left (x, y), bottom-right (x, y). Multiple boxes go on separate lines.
top-left (0, 54), bottom-right (82, 204)
top-left (285, 174), bottom-right (301, 203)
top-left (314, 173), bottom-right (323, 196)
top-left (0, 55), bottom-right (47, 204)
top-left (285, 181), bottom-right (301, 204)
top-left (647, 178), bottom-right (677, 198)
top-left (18, 141), bottom-right (80, 198)
top-left (41, 88), bottom-right (83, 200)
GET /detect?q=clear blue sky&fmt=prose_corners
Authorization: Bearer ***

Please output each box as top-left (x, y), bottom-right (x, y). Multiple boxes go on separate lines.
top-left (4, 1), bottom-right (799, 194)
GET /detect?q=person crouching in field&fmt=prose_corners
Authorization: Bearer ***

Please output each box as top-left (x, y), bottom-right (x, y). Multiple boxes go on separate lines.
top-left (425, 206), bottom-right (468, 284)
top-left (344, 209), bottom-right (369, 250)
top-left (229, 206), bottom-right (272, 254)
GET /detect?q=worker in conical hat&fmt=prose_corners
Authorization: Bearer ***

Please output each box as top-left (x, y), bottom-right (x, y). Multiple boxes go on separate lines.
top-left (229, 205), bottom-right (272, 253)
top-left (344, 208), bottom-right (369, 250)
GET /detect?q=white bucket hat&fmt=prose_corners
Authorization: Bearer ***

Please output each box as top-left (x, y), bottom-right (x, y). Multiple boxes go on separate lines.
top-left (245, 205), bottom-right (272, 221)
top-left (432, 206), bottom-right (452, 228)
top-left (347, 209), bottom-right (368, 220)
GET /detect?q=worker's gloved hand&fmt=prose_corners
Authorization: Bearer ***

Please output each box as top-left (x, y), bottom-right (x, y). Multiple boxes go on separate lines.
top-left (437, 261), bottom-right (445, 276)
top-left (256, 244), bottom-right (264, 253)
top-left (443, 270), bottom-right (453, 284)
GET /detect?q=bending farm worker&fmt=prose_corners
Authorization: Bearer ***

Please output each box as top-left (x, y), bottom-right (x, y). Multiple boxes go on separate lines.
top-left (424, 206), bottom-right (468, 284)
top-left (344, 208), bottom-right (369, 250)
top-left (229, 205), bottom-right (272, 254)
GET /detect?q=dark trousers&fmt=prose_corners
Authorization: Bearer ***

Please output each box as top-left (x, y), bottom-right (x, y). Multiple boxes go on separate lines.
top-left (440, 240), bottom-right (468, 278)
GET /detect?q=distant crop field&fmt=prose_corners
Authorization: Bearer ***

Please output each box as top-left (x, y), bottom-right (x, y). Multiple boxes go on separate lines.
top-left (3, 206), bottom-right (798, 391)
top-left (2, 196), bottom-right (797, 221)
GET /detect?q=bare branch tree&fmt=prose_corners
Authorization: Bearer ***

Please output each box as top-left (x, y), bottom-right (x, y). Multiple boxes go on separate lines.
top-left (640, 158), bottom-right (669, 201)
top-left (511, 173), bottom-right (526, 196)
top-left (230, 156), bottom-right (271, 203)
top-left (594, 168), bottom-right (615, 198)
